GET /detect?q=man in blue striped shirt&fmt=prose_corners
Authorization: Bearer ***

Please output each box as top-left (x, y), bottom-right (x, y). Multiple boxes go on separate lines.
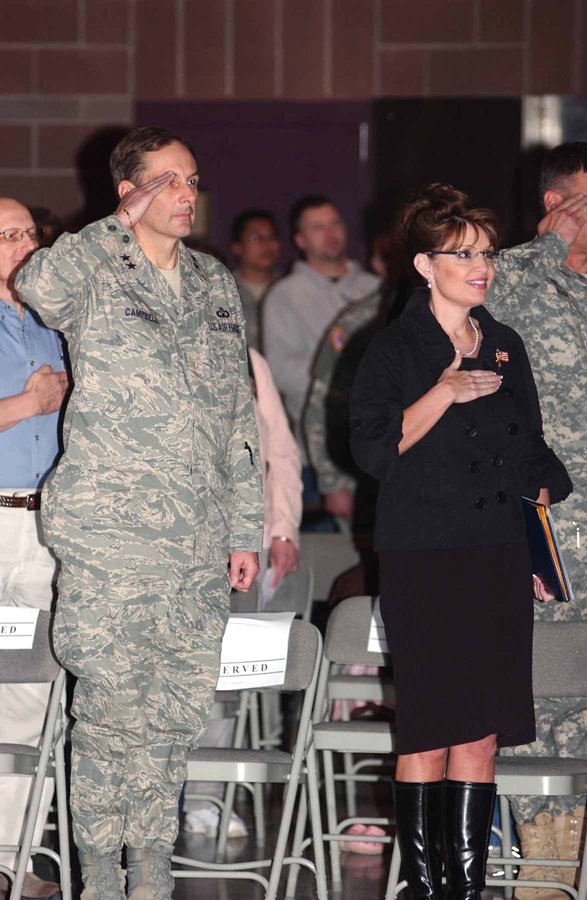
top-left (0, 197), bottom-right (68, 900)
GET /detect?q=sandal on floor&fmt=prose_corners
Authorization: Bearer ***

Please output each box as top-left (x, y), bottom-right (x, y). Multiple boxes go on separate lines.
top-left (338, 823), bottom-right (386, 855)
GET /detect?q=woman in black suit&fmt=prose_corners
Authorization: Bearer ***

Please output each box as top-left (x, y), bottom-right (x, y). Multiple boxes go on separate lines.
top-left (350, 184), bottom-right (571, 900)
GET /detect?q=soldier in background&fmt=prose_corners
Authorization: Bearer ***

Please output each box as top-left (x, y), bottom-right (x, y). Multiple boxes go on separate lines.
top-left (490, 143), bottom-right (587, 899)
top-left (231, 208), bottom-right (280, 351)
top-left (16, 126), bottom-right (264, 900)
top-left (304, 291), bottom-right (381, 527)
top-left (304, 233), bottom-right (411, 537)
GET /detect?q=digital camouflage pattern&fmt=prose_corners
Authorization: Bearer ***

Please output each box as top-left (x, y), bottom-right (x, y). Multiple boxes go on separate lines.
top-left (15, 215), bottom-right (264, 565)
top-left (500, 698), bottom-right (587, 822)
top-left (490, 231), bottom-right (587, 822)
top-left (304, 292), bottom-right (381, 497)
top-left (58, 553), bottom-right (230, 853)
top-left (15, 215), bottom-right (264, 853)
top-left (491, 232), bottom-right (586, 621)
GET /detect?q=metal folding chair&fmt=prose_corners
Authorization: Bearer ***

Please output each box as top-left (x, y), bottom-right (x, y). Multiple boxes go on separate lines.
top-left (289, 595), bottom-right (396, 896)
top-left (386, 622), bottom-right (587, 900)
top-left (172, 616), bottom-right (328, 900)
top-left (206, 564), bottom-right (315, 851)
top-left (0, 610), bottom-right (71, 900)
top-left (255, 564), bottom-right (315, 754)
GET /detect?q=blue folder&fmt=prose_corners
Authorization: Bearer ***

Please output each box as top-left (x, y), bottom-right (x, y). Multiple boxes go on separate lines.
top-left (522, 497), bottom-right (573, 603)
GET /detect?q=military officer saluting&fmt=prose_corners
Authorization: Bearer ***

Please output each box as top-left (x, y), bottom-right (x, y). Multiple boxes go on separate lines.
top-left (16, 126), bottom-right (264, 900)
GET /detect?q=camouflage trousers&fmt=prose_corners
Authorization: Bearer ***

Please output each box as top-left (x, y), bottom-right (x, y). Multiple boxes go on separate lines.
top-left (53, 542), bottom-right (230, 856)
top-left (500, 579), bottom-right (587, 825)
top-left (500, 696), bottom-right (587, 823)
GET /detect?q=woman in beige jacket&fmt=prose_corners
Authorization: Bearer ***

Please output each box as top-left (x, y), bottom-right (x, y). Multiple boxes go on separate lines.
top-left (250, 347), bottom-right (302, 598)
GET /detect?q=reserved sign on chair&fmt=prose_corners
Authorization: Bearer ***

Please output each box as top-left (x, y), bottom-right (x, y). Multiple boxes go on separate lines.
top-left (216, 611), bottom-right (295, 690)
top-left (0, 606), bottom-right (39, 649)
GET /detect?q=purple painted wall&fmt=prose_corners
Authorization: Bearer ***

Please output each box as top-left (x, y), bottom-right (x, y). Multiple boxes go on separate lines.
top-left (135, 100), bottom-right (373, 266)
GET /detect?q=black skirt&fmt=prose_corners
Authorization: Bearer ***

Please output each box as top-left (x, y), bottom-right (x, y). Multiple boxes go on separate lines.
top-left (379, 542), bottom-right (536, 755)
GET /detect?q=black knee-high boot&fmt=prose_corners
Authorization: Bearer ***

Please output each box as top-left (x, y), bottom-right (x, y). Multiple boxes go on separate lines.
top-left (443, 779), bottom-right (497, 900)
top-left (393, 781), bottom-right (444, 900)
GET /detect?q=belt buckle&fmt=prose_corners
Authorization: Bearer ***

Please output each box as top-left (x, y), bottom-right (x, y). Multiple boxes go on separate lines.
top-left (26, 493), bottom-right (37, 511)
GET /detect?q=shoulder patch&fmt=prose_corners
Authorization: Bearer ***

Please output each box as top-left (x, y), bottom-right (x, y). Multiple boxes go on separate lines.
top-left (328, 324), bottom-right (349, 353)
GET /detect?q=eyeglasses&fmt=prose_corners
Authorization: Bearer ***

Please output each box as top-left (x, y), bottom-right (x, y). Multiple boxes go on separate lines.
top-left (0, 227), bottom-right (44, 243)
top-left (427, 249), bottom-right (498, 264)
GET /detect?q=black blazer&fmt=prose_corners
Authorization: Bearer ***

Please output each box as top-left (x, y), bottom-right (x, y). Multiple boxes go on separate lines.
top-left (350, 291), bottom-right (572, 552)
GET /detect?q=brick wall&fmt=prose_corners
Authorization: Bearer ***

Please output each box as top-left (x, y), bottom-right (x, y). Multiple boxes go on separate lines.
top-left (0, 0), bottom-right (584, 218)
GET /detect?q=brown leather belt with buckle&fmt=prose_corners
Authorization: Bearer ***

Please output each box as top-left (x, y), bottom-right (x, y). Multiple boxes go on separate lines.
top-left (0, 493), bottom-right (41, 511)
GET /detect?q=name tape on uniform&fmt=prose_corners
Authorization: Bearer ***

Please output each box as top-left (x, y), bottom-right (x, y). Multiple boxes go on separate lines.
top-left (0, 606), bottom-right (40, 650)
top-left (367, 599), bottom-right (389, 654)
top-left (216, 611), bottom-right (295, 691)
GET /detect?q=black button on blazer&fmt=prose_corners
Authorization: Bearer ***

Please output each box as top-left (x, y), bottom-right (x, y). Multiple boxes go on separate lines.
top-left (350, 291), bottom-right (572, 553)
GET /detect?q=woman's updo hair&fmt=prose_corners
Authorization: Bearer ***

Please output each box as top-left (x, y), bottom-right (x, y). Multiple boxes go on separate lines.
top-left (396, 183), bottom-right (500, 255)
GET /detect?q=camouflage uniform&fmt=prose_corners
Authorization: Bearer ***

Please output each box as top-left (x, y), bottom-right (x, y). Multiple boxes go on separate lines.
top-left (15, 215), bottom-right (264, 855)
top-left (490, 231), bottom-right (587, 822)
top-left (304, 291), bottom-right (381, 500)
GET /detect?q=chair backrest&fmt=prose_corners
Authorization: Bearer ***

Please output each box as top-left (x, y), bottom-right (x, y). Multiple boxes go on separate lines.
top-left (0, 611), bottom-right (60, 684)
top-left (217, 616), bottom-right (321, 693)
top-left (324, 595), bottom-right (391, 667)
top-left (532, 622), bottom-right (587, 698)
top-left (269, 564), bottom-right (314, 619)
top-left (282, 618), bottom-right (321, 690)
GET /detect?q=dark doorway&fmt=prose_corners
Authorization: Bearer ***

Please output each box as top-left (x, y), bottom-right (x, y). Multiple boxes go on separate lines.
top-left (369, 98), bottom-right (522, 246)
top-left (136, 100), bottom-right (373, 265)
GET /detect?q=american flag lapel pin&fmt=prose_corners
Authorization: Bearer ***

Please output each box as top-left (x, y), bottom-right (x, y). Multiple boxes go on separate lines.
top-left (495, 348), bottom-right (509, 369)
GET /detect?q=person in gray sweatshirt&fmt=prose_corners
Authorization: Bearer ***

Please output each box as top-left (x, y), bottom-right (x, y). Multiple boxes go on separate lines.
top-left (263, 195), bottom-right (380, 458)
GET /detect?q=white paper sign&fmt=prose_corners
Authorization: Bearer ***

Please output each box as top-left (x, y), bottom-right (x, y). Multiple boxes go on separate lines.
top-left (0, 606), bottom-right (40, 649)
top-left (367, 599), bottom-right (389, 653)
top-left (216, 612), bottom-right (295, 690)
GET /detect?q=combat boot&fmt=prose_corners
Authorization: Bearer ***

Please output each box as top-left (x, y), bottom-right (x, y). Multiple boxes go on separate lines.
top-left (126, 843), bottom-right (174, 900)
top-left (78, 851), bottom-right (125, 900)
top-left (553, 805), bottom-right (586, 889)
top-left (515, 812), bottom-right (566, 900)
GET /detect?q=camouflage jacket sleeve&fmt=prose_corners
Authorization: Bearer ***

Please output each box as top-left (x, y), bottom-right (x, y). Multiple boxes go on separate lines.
top-left (304, 334), bottom-right (357, 495)
top-left (491, 232), bottom-right (569, 308)
top-left (15, 215), bottom-right (129, 334)
top-left (514, 330), bottom-right (573, 504)
top-left (226, 276), bottom-right (265, 553)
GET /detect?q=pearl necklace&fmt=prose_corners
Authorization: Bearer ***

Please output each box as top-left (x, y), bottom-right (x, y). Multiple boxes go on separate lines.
top-left (455, 316), bottom-right (479, 357)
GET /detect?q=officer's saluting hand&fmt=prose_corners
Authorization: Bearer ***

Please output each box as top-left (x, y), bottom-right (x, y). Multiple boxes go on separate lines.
top-left (115, 170), bottom-right (176, 230)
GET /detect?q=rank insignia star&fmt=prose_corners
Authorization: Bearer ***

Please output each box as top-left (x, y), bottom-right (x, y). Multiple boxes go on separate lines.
top-left (216, 307), bottom-right (230, 318)
top-left (121, 254), bottom-right (130, 262)
top-left (126, 262), bottom-right (136, 270)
